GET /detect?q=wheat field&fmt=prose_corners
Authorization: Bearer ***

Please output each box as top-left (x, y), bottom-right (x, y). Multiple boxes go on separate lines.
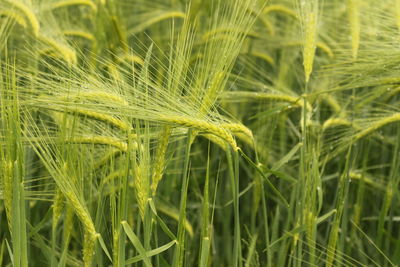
top-left (0, 0), bottom-right (400, 266)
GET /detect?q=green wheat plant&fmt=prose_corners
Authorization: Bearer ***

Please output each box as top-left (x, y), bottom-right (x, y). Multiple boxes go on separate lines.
top-left (1, 0), bottom-right (400, 266)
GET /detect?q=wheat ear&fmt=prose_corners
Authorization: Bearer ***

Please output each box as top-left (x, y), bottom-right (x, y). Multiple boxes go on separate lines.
top-left (51, 0), bottom-right (97, 12)
top-left (0, 9), bottom-right (27, 28)
top-left (151, 126), bottom-right (171, 195)
top-left (52, 189), bottom-right (64, 231)
top-left (65, 136), bottom-right (130, 152)
top-left (133, 166), bottom-right (147, 220)
top-left (161, 115), bottom-right (238, 150)
top-left (64, 191), bottom-right (97, 266)
top-left (354, 113), bottom-right (400, 141)
top-left (303, 11), bottom-right (317, 83)
top-left (348, 0), bottom-right (360, 59)
top-left (66, 108), bottom-right (130, 131)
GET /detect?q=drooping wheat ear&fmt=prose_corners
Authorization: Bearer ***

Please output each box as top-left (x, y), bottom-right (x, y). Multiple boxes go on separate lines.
top-left (66, 108), bottom-right (130, 131)
top-left (5, 0), bottom-right (39, 37)
top-left (64, 191), bottom-right (96, 236)
top-left (93, 149), bottom-right (123, 169)
top-left (249, 51), bottom-right (275, 65)
top-left (116, 53), bottom-right (144, 65)
top-left (38, 35), bottom-right (77, 65)
top-left (151, 126), bottom-right (172, 195)
top-left (65, 136), bottom-right (130, 152)
top-left (101, 170), bottom-right (125, 186)
top-left (281, 41), bottom-right (333, 58)
top-left (0, 9), bottom-right (27, 28)
top-left (220, 91), bottom-right (312, 112)
top-left (133, 166), bottom-right (147, 220)
top-left (51, 0), bottom-right (97, 12)
top-left (63, 30), bottom-right (95, 42)
top-left (2, 160), bottom-right (13, 229)
top-left (52, 189), bottom-right (64, 231)
top-left (220, 123), bottom-right (253, 140)
top-left (321, 95), bottom-right (341, 114)
top-left (83, 231), bottom-right (99, 267)
top-left (354, 113), bottom-right (400, 141)
top-left (322, 118), bottom-right (352, 131)
top-left (303, 11), bottom-right (317, 83)
top-left (348, 0), bottom-right (360, 60)
top-left (263, 4), bottom-right (297, 18)
top-left (220, 123), bottom-right (254, 147)
top-left (128, 11), bottom-right (186, 35)
top-left (63, 190), bottom-right (97, 266)
top-left (199, 133), bottom-right (228, 151)
top-left (63, 205), bottom-right (74, 244)
top-left (161, 115), bottom-right (238, 151)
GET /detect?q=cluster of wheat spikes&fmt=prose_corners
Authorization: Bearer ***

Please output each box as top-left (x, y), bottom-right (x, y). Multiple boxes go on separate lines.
top-left (1, 0), bottom-right (400, 266)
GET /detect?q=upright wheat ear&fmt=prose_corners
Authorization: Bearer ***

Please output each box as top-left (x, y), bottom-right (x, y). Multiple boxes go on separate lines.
top-left (303, 11), bottom-right (317, 83)
top-left (134, 165), bottom-right (147, 220)
top-left (151, 126), bottom-right (171, 195)
top-left (348, 0), bottom-right (360, 59)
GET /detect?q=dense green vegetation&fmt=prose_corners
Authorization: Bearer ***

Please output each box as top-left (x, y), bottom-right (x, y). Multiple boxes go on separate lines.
top-left (1, 0), bottom-right (400, 266)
